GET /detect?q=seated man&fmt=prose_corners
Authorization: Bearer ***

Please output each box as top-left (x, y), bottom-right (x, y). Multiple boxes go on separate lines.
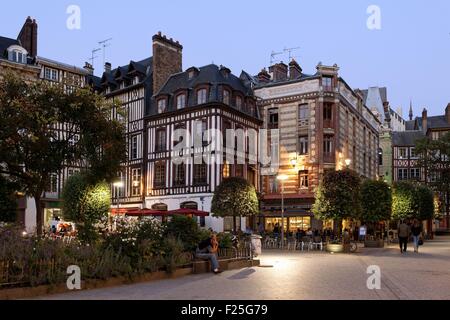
top-left (196, 233), bottom-right (222, 274)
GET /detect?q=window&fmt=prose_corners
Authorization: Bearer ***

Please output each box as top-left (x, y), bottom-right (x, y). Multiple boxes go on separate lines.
top-left (48, 174), bottom-right (58, 193)
top-left (157, 99), bottom-right (166, 114)
top-left (223, 161), bottom-right (230, 178)
top-left (268, 176), bottom-right (278, 194)
top-left (176, 94), bottom-right (186, 109)
top-left (223, 90), bottom-right (230, 105)
top-left (173, 164), bottom-right (185, 186)
top-left (131, 135), bottom-right (138, 159)
top-left (410, 147), bottom-right (418, 159)
top-left (155, 129), bottom-right (166, 152)
top-left (236, 96), bottom-right (242, 110)
top-left (154, 162), bottom-right (166, 188)
top-left (323, 135), bottom-right (333, 155)
top-left (299, 104), bottom-right (309, 122)
top-left (194, 163), bottom-right (207, 185)
top-left (131, 169), bottom-right (141, 196)
top-left (44, 68), bottom-right (58, 81)
top-left (197, 89), bottom-right (207, 104)
top-left (410, 168), bottom-right (421, 180)
top-left (323, 76), bottom-right (333, 91)
top-left (398, 168), bottom-right (408, 181)
top-left (323, 103), bottom-right (333, 121)
top-left (9, 49), bottom-right (26, 64)
top-left (399, 148), bottom-right (408, 159)
top-left (298, 136), bottom-right (309, 155)
top-left (268, 108), bottom-right (279, 128)
top-left (299, 171), bottom-right (309, 188)
top-left (196, 120), bottom-right (208, 146)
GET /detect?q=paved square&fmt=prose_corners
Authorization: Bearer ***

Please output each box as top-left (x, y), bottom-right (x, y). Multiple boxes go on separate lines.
top-left (37, 237), bottom-right (450, 300)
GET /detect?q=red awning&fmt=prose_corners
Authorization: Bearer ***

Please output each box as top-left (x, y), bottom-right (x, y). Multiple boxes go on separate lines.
top-left (167, 208), bottom-right (210, 217)
top-left (125, 209), bottom-right (168, 217)
top-left (111, 207), bottom-right (139, 215)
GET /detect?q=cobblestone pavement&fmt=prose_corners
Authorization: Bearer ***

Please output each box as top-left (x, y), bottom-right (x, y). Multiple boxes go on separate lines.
top-left (38, 236), bottom-right (450, 300)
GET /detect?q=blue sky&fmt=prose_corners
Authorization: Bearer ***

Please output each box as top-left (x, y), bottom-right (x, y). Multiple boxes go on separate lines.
top-left (1, 0), bottom-right (450, 117)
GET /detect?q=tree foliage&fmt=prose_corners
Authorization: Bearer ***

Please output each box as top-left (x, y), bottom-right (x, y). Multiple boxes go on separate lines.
top-left (360, 179), bottom-right (392, 223)
top-left (392, 181), bottom-right (434, 221)
top-left (0, 73), bottom-right (126, 234)
top-left (312, 170), bottom-right (362, 224)
top-left (211, 177), bottom-right (259, 232)
top-left (0, 176), bottom-right (17, 223)
top-left (164, 215), bottom-right (209, 252)
top-left (415, 132), bottom-right (450, 223)
top-left (62, 173), bottom-right (111, 242)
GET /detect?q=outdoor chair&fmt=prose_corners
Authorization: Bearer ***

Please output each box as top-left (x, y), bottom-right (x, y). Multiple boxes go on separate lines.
top-left (312, 236), bottom-right (324, 251)
top-left (301, 237), bottom-right (313, 251)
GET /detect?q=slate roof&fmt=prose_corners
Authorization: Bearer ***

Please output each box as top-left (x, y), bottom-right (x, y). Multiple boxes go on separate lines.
top-left (417, 115), bottom-right (450, 130)
top-left (253, 71), bottom-right (318, 89)
top-left (405, 120), bottom-right (416, 131)
top-left (0, 36), bottom-right (21, 59)
top-left (152, 64), bottom-right (259, 119)
top-left (392, 131), bottom-right (425, 146)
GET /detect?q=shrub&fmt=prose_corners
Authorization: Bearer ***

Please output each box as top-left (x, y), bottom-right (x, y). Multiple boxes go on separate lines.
top-left (164, 215), bottom-right (203, 252)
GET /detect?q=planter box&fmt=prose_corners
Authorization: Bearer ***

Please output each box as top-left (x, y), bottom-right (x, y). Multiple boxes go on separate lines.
top-left (364, 239), bottom-right (385, 248)
top-left (326, 244), bottom-right (344, 253)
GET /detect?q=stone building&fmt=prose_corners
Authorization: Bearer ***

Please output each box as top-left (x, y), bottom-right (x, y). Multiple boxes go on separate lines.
top-left (254, 60), bottom-right (381, 233)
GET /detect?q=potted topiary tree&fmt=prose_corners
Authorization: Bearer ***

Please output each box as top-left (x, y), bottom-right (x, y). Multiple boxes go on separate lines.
top-left (361, 179), bottom-right (392, 248)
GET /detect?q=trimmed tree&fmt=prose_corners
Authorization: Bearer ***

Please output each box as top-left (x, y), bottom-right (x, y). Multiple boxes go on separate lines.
top-left (0, 176), bottom-right (18, 223)
top-left (62, 173), bottom-right (111, 243)
top-left (211, 177), bottom-right (259, 233)
top-left (415, 132), bottom-right (450, 228)
top-left (415, 184), bottom-right (435, 221)
top-left (360, 179), bottom-right (392, 235)
top-left (312, 169), bottom-right (362, 233)
top-left (392, 181), bottom-right (417, 221)
top-left (0, 73), bottom-right (126, 235)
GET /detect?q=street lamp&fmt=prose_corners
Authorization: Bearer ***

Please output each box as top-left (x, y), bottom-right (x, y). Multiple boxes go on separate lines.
top-left (277, 174), bottom-right (288, 249)
top-left (345, 158), bottom-right (352, 169)
top-left (112, 180), bottom-right (124, 230)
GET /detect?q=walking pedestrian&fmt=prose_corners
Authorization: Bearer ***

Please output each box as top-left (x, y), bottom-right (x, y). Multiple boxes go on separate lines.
top-left (411, 219), bottom-right (423, 253)
top-left (398, 220), bottom-right (411, 254)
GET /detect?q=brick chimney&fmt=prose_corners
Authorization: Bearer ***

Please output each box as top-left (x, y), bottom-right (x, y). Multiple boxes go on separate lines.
top-left (104, 62), bottom-right (112, 74)
top-left (422, 108), bottom-right (428, 134)
top-left (152, 32), bottom-right (183, 95)
top-left (446, 103), bottom-right (450, 125)
top-left (289, 59), bottom-right (302, 80)
top-left (17, 16), bottom-right (38, 57)
top-left (84, 62), bottom-right (94, 75)
top-left (269, 62), bottom-right (288, 82)
top-left (257, 68), bottom-right (271, 83)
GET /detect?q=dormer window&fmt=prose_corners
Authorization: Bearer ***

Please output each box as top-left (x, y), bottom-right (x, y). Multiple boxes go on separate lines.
top-left (236, 96), bottom-right (242, 110)
top-left (223, 90), bottom-right (230, 105)
top-left (197, 89), bottom-right (207, 105)
top-left (133, 76), bottom-right (139, 85)
top-left (7, 46), bottom-right (28, 64)
top-left (177, 94), bottom-right (186, 109)
top-left (158, 99), bottom-right (166, 114)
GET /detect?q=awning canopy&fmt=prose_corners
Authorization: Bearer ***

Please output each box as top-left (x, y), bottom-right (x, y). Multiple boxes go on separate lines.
top-left (125, 209), bottom-right (167, 217)
top-left (167, 208), bottom-right (210, 217)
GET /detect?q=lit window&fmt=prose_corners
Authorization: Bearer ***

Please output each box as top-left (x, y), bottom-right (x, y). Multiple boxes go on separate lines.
top-left (158, 99), bottom-right (166, 113)
top-left (131, 169), bottom-right (141, 196)
top-left (299, 171), bottom-right (309, 188)
top-left (176, 94), bottom-right (186, 109)
top-left (197, 89), bottom-right (207, 104)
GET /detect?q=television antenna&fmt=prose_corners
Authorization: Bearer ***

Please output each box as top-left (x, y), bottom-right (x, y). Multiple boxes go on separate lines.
top-left (284, 46), bottom-right (301, 61)
top-left (88, 48), bottom-right (101, 70)
top-left (270, 50), bottom-right (284, 65)
top-left (98, 38), bottom-right (113, 66)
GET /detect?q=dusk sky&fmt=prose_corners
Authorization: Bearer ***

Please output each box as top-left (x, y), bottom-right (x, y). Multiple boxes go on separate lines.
top-left (1, 0), bottom-right (449, 117)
